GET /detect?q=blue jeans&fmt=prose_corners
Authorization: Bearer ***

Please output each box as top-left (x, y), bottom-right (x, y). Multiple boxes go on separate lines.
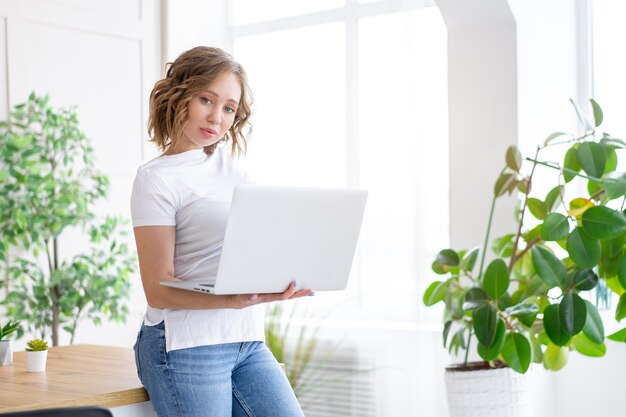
top-left (133, 321), bottom-right (304, 417)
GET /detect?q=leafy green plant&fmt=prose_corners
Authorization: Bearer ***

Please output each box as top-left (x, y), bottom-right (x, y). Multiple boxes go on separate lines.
top-left (265, 302), bottom-right (320, 397)
top-left (25, 338), bottom-right (48, 351)
top-left (0, 320), bottom-right (22, 341)
top-left (0, 93), bottom-right (136, 346)
top-left (423, 99), bottom-right (626, 373)
top-left (265, 301), bottom-right (374, 405)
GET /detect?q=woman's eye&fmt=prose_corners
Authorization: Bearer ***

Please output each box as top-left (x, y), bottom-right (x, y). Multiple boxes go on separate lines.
top-left (200, 97), bottom-right (212, 104)
top-left (225, 106), bottom-right (236, 113)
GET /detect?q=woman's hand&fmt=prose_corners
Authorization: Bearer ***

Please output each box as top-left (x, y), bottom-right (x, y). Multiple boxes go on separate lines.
top-left (229, 281), bottom-right (314, 309)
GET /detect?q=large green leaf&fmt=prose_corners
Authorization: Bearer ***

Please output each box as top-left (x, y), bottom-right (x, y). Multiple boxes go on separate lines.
top-left (528, 198), bottom-right (547, 220)
top-left (497, 293), bottom-right (512, 312)
top-left (460, 247), bottom-right (480, 272)
top-left (494, 173), bottom-right (517, 197)
top-left (432, 259), bottom-right (447, 274)
top-left (543, 342), bottom-right (569, 371)
top-left (541, 213), bottom-right (570, 241)
top-left (529, 331), bottom-right (543, 363)
top-left (477, 318), bottom-right (506, 360)
top-left (506, 146), bottom-right (522, 172)
top-left (577, 142), bottom-right (606, 179)
top-left (423, 281), bottom-right (448, 306)
top-left (544, 131), bottom-right (571, 146)
top-left (437, 249), bottom-right (460, 266)
top-left (559, 293), bottom-right (586, 335)
top-left (587, 178), bottom-right (603, 197)
top-left (582, 300), bottom-right (604, 344)
top-left (482, 258), bottom-right (510, 299)
top-left (604, 172), bottom-right (626, 199)
top-left (607, 276), bottom-right (626, 296)
top-left (501, 333), bottom-right (532, 374)
top-left (573, 333), bottom-right (606, 357)
top-left (473, 304), bottom-right (498, 347)
top-left (582, 206), bottom-right (626, 240)
top-left (607, 328), bottom-right (626, 342)
top-left (603, 233), bottom-right (626, 260)
top-left (443, 320), bottom-right (453, 347)
top-left (616, 293), bottom-right (626, 322)
top-left (573, 269), bottom-right (598, 291)
top-left (531, 246), bottom-right (566, 288)
top-left (600, 136), bottom-right (626, 149)
top-left (590, 98), bottom-right (603, 127)
top-left (566, 228), bottom-right (601, 268)
top-left (544, 303), bottom-right (571, 346)
top-left (563, 147), bottom-right (581, 183)
top-left (604, 148), bottom-right (618, 174)
top-left (618, 257), bottom-right (626, 290)
top-left (491, 234), bottom-right (515, 257)
top-left (463, 287), bottom-right (488, 311)
top-left (505, 303), bottom-right (539, 318)
top-left (545, 186), bottom-right (564, 213)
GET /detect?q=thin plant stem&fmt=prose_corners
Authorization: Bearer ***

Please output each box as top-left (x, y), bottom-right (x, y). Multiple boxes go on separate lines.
top-left (509, 147), bottom-right (540, 272)
top-left (478, 193), bottom-right (499, 283)
top-left (44, 239), bottom-right (53, 277)
top-left (525, 158), bottom-right (603, 183)
top-left (590, 188), bottom-right (606, 202)
top-left (544, 132), bottom-right (594, 148)
top-left (510, 236), bottom-right (541, 268)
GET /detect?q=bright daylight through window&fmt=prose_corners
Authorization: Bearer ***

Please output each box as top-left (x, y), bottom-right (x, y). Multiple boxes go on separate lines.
top-left (593, 0), bottom-right (626, 173)
top-left (230, 1), bottom-right (449, 324)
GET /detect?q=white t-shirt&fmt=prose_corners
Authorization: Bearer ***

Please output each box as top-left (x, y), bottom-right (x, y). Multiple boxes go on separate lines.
top-left (130, 146), bottom-right (264, 352)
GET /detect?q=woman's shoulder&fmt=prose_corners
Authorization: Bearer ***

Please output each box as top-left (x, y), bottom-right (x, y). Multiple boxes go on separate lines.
top-left (133, 156), bottom-right (176, 189)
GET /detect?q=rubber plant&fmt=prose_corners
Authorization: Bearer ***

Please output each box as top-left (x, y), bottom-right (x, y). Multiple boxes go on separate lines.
top-left (423, 99), bottom-right (626, 373)
top-left (0, 93), bottom-right (136, 346)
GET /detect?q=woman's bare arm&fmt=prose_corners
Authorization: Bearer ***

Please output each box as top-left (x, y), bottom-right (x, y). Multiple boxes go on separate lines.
top-left (133, 226), bottom-right (313, 310)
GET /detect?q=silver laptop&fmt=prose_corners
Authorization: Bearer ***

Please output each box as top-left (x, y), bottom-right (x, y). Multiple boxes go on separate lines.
top-left (160, 184), bottom-right (368, 295)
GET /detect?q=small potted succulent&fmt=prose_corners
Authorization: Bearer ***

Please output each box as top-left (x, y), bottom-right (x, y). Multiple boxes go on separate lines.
top-left (25, 338), bottom-right (49, 372)
top-left (0, 320), bottom-right (21, 366)
top-left (422, 99), bottom-right (626, 416)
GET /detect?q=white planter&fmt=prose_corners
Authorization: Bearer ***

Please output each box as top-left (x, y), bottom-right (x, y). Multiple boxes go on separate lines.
top-left (25, 350), bottom-right (48, 372)
top-left (444, 362), bottom-right (532, 417)
top-left (0, 341), bottom-right (12, 366)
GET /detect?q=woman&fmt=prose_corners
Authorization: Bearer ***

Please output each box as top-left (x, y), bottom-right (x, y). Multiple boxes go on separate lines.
top-left (131, 46), bottom-right (311, 417)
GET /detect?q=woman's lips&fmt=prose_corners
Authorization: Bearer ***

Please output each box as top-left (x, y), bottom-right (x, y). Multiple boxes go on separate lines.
top-left (200, 128), bottom-right (218, 138)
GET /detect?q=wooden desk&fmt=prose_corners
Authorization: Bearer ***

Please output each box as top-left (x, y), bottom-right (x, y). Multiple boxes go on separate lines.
top-left (0, 344), bottom-right (149, 413)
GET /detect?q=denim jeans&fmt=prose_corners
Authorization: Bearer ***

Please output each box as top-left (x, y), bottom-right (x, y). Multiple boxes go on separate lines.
top-left (133, 321), bottom-right (304, 417)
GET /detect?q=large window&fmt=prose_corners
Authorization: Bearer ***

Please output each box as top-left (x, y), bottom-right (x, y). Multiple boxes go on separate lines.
top-left (593, 0), bottom-right (626, 166)
top-left (229, 0), bottom-right (449, 324)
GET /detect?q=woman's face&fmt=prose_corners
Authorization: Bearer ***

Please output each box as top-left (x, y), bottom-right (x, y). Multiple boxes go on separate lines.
top-left (174, 71), bottom-right (242, 153)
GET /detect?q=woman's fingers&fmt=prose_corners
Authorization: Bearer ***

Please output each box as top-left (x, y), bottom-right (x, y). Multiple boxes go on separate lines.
top-left (231, 281), bottom-right (315, 308)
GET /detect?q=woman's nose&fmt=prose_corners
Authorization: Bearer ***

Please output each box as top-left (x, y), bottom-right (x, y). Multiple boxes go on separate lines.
top-left (207, 107), bottom-right (221, 124)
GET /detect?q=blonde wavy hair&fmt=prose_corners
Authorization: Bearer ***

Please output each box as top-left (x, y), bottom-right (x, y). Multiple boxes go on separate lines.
top-left (148, 46), bottom-right (253, 156)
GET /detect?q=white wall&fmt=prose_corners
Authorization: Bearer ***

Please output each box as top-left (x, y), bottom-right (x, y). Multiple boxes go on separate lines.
top-left (0, 0), bottom-right (161, 348)
top-left (436, 0), bottom-right (519, 253)
top-left (163, 0), bottom-right (228, 62)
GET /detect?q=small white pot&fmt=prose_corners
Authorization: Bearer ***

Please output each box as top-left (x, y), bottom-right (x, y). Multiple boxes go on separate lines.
top-left (445, 362), bottom-right (532, 417)
top-left (25, 350), bottom-right (48, 372)
top-left (0, 341), bottom-right (12, 366)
